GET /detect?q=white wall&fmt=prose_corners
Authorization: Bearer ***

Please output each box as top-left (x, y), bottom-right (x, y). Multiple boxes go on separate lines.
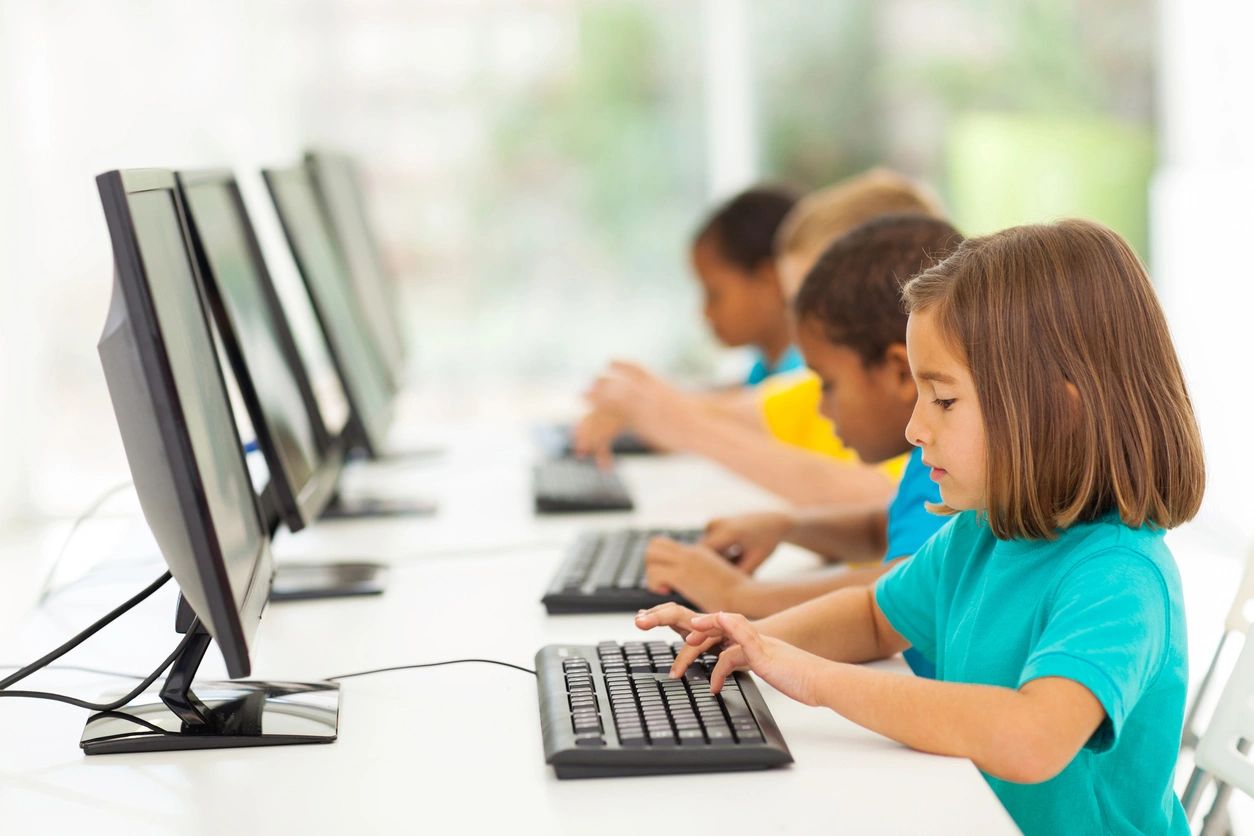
top-left (1153, 0), bottom-right (1254, 546)
top-left (0, 0), bottom-right (331, 521)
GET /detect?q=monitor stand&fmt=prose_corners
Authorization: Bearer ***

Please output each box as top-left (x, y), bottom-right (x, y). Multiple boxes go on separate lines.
top-left (321, 492), bottom-right (436, 518)
top-left (81, 624), bottom-right (339, 755)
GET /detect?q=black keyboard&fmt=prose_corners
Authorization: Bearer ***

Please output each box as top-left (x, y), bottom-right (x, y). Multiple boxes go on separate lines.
top-left (542, 528), bottom-right (702, 613)
top-left (537, 641), bottom-right (792, 778)
top-left (533, 459), bottom-right (634, 514)
top-left (535, 424), bottom-right (657, 457)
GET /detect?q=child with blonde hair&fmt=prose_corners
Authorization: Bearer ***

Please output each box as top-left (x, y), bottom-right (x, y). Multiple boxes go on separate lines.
top-left (638, 219), bottom-right (1203, 834)
top-left (576, 169), bottom-right (944, 506)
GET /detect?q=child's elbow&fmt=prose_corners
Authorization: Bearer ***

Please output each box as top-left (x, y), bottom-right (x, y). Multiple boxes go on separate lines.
top-left (983, 731), bottom-right (1076, 785)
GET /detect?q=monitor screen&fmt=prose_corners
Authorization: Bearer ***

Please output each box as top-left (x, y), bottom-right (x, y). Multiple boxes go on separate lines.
top-left (264, 166), bottom-right (393, 453)
top-left (306, 152), bottom-right (406, 381)
top-left (181, 176), bottom-right (331, 523)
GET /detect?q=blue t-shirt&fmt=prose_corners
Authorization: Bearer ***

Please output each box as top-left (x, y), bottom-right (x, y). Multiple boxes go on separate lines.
top-left (875, 510), bottom-right (1188, 836)
top-left (745, 345), bottom-right (805, 386)
top-left (882, 447), bottom-right (945, 678)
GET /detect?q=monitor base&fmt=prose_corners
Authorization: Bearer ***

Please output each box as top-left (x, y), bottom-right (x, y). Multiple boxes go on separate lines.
top-left (81, 679), bottom-right (339, 755)
top-left (323, 493), bottom-right (436, 518)
top-left (270, 561), bottom-right (387, 602)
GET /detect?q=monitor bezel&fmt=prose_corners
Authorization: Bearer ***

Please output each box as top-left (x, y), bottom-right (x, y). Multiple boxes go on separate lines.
top-left (177, 168), bottom-right (345, 533)
top-left (304, 149), bottom-right (407, 390)
top-left (97, 168), bottom-right (270, 678)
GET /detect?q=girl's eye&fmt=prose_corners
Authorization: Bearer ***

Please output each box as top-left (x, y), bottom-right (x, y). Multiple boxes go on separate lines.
top-left (933, 398), bottom-right (956, 411)
top-left (820, 380), bottom-right (834, 394)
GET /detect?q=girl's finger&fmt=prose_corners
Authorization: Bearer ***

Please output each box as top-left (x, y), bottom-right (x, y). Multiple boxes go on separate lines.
top-left (633, 602), bottom-right (693, 631)
top-left (709, 644), bottom-right (747, 693)
top-left (669, 635), bottom-right (721, 679)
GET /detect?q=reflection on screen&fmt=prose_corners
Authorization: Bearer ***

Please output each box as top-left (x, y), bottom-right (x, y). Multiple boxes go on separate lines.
top-left (183, 182), bottom-right (321, 502)
top-left (268, 169), bottom-right (392, 440)
top-left (311, 156), bottom-right (405, 376)
top-left (130, 191), bottom-right (263, 610)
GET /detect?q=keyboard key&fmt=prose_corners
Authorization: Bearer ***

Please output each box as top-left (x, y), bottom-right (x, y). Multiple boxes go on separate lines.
top-left (677, 729), bottom-right (705, 744)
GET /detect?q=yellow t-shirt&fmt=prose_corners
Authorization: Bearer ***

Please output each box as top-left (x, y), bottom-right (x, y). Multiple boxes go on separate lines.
top-left (760, 371), bottom-right (908, 482)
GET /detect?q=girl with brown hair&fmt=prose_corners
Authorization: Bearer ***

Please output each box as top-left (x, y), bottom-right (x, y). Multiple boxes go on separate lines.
top-left (635, 219), bottom-right (1203, 834)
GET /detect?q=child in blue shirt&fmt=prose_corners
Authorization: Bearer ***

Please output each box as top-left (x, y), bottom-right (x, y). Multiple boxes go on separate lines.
top-left (642, 216), bottom-right (962, 673)
top-left (637, 219), bottom-right (1204, 834)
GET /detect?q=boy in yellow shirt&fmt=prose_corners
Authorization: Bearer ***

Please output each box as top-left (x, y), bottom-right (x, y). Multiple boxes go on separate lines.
top-left (576, 169), bottom-right (944, 504)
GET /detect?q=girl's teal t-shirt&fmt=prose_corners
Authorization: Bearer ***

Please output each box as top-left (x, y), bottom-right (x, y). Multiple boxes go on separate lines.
top-left (875, 510), bottom-right (1189, 835)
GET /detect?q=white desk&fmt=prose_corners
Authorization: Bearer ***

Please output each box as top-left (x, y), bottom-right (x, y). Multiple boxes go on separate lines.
top-left (0, 408), bottom-right (1017, 834)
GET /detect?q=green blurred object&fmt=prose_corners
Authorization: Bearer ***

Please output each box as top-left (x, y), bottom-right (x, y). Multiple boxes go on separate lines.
top-left (945, 112), bottom-right (1154, 257)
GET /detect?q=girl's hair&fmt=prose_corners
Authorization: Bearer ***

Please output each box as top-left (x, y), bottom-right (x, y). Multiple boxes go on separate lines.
top-left (775, 168), bottom-right (946, 264)
top-left (693, 185), bottom-right (800, 272)
top-left (902, 219), bottom-right (1205, 540)
top-left (794, 214), bottom-right (963, 366)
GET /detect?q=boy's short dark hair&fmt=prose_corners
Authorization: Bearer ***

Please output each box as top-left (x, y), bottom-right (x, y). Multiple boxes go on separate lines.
top-left (694, 185), bottom-right (800, 272)
top-left (795, 214), bottom-right (964, 365)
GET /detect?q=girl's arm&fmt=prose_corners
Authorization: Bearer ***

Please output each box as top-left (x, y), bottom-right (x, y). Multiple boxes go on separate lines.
top-left (637, 584), bottom-right (904, 669)
top-left (646, 605), bottom-right (1106, 784)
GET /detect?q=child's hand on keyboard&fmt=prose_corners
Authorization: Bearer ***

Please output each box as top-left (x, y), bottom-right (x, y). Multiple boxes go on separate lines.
top-left (633, 601), bottom-right (706, 641)
top-left (643, 606), bottom-right (825, 707)
top-left (701, 512), bottom-right (793, 574)
top-left (571, 406), bottom-right (625, 470)
top-left (644, 536), bottom-right (747, 611)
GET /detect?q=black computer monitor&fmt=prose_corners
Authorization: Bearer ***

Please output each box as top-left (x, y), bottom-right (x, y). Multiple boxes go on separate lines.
top-left (87, 168), bottom-right (338, 754)
top-left (263, 165), bottom-right (395, 458)
top-left (177, 169), bottom-right (400, 598)
top-left (305, 150), bottom-right (408, 388)
top-left (178, 170), bottom-right (342, 532)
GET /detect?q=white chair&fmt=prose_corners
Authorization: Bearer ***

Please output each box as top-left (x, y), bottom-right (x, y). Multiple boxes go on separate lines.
top-left (1182, 546), bottom-right (1254, 750)
top-left (1189, 623), bottom-right (1254, 834)
top-left (1181, 546), bottom-right (1254, 834)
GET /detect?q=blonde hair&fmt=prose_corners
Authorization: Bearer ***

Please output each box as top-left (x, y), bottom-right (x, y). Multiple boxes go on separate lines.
top-left (903, 219), bottom-right (1205, 540)
top-left (775, 168), bottom-right (946, 264)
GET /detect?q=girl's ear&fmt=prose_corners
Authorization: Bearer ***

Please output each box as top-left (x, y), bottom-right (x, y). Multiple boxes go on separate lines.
top-left (754, 260), bottom-right (785, 297)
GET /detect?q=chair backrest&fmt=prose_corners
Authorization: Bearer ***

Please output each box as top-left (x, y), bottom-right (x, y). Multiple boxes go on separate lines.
top-left (1195, 622), bottom-right (1254, 798)
top-left (1225, 546), bottom-right (1254, 635)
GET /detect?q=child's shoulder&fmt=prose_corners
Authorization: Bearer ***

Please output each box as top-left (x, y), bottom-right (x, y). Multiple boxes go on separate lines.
top-left (1051, 513), bottom-right (1181, 601)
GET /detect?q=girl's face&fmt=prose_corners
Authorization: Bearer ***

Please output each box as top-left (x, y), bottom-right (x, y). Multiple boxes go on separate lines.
top-left (905, 309), bottom-right (987, 510)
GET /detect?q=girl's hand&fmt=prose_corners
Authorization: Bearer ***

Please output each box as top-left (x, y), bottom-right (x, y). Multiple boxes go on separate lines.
top-left (688, 612), bottom-right (827, 707)
top-left (634, 602), bottom-right (712, 644)
top-left (701, 512), bottom-right (793, 574)
top-left (635, 604), bottom-right (826, 707)
top-left (643, 536), bottom-right (747, 612)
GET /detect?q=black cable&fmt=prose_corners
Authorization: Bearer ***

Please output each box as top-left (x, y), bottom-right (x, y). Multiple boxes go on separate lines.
top-left (326, 658), bottom-right (537, 681)
top-left (0, 571), bottom-right (171, 690)
top-left (0, 628), bottom-right (197, 712)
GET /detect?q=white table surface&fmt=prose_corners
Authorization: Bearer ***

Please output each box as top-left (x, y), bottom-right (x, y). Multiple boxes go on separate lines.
top-left (0, 399), bottom-right (1018, 835)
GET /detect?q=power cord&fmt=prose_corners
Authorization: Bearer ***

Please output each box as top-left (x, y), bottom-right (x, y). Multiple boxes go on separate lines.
top-left (0, 571), bottom-right (171, 690)
top-left (0, 628), bottom-right (197, 712)
top-left (0, 663), bottom-right (146, 680)
top-left (0, 656), bottom-right (538, 693)
top-left (36, 480), bottom-right (136, 604)
top-left (326, 659), bottom-right (536, 680)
